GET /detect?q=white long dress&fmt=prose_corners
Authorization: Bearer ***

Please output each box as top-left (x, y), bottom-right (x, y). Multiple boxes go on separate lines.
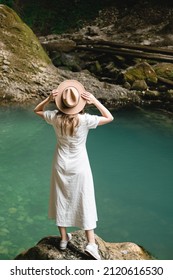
top-left (44, 110), bottom-right (99, 230)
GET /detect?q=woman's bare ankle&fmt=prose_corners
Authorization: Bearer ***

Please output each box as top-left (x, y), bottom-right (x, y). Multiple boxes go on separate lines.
top-left (85, 229), bottom-right (95, 244)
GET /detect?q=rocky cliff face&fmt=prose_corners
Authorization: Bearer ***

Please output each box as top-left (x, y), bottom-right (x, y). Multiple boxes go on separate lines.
top-left (15, 230), bottom-right (154, 260)
top-left (0, 4), bottom-right (137, 109)
top-left (38, 2), bottom-right (173, 112)
top-left (0, 4), bottom-right (58, 103)
top-left (1, 4), bottom-right (173, 111)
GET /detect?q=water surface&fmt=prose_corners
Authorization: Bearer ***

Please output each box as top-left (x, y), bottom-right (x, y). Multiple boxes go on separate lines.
top-left (0, 106), bottom-right (173, 259)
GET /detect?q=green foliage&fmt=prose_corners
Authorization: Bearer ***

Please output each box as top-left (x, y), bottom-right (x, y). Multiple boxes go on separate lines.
top-left (0, 0), bottom-right (13, 7)
top-left (0, 0), bottom-right (115, 35)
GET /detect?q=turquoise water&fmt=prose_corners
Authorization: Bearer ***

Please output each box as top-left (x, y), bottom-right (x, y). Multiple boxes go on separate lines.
top-left (0, 106), bottom-right (173, 260)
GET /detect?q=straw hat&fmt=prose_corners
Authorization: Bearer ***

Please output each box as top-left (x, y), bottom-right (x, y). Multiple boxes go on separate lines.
top-left (55, 80), bottom-right (86, 114)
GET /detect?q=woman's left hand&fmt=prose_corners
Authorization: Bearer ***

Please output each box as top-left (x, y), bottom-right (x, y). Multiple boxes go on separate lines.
top-left (48, 89), bottom-right (59, 101)
top-left (81, 91), bottom-right (96, 104)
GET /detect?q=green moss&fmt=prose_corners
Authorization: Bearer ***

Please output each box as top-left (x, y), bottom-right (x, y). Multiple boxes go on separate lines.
top-left (0, 4), bottom-right (51, 73)
top-left (153, 63), bottom-right (173, 81)
top-left (124, 62), bottom-right (158, 84)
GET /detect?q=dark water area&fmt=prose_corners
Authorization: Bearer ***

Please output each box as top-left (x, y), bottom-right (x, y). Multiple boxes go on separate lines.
top-left (0, 106), bottom-right (173, 260)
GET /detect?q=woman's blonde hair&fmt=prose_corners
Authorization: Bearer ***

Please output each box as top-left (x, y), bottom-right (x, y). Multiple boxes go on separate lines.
top-left (56, 112), bottom-right (81, 136)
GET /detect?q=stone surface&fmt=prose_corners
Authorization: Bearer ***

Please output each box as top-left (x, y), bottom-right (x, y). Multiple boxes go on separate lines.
top-left (123, 62), bottom-right (158, 85)
top-left (153, 63), bottom-right (173, 80)
top-left (131, 80), bottom-right (148, 91)
top-left (0, 4), bottom-right (138, 109)
top-left (40, 38), bottom-right (76, 53)
top-left (39, 32), bottom-right (173, 111)
top-left (0, 4), bottom-right (58, 103)
top-left (15, 230), bottom-right (154, 260)
top-left (1, 4), bottom-right (173, 111)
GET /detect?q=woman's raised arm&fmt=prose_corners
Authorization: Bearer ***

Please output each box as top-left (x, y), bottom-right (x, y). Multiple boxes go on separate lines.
top-left (34, 91), bottom-right (58, 118)
top-left (81, 92), bottom-right (114, 126)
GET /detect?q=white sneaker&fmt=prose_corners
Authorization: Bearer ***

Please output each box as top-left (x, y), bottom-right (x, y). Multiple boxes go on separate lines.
top-left (59, 233), bottom-right (72, 250)
top-left (85, 243), bottom-right (101, 260)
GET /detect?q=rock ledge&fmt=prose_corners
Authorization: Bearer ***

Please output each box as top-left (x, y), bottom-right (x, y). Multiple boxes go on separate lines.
top-left (15, 230), bottom-right (154, 260)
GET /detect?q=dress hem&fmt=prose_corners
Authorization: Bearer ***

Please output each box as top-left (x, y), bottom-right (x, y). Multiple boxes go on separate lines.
top-left (48, 217), bottom-right (97, 230)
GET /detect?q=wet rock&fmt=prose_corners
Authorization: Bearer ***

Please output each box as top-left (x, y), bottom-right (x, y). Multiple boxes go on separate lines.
top-left (145, 90), bottom-right (161, 99)
top-left (3, 60), bottom-right (10, 65)
top-left (41, 38), bottom-right (76, 53)
top-left (158, 85), bottom-right (167, 92)
top-left (123, 81), bottom-right (131, 90)
top-left (131, 80), bottom-right (148, 91)
top-left (15, 230), bottom-right (154, 260)
top-left (104, 62), bottom-right (120, 78)
top-left (85, 26), bottom-right (102, 37)
top-left (1, 65), bottom-right (9, 72)
top-left (60, 53), bottom-right (82, 72)
top-left (123, 62), bottom-right (158, 85)
top-left (167, 89), bottom-right (173, 100)
top-left (153, 63), bottom-right (173, 81)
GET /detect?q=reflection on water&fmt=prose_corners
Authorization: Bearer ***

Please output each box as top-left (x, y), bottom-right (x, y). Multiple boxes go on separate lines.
top-left (0, 106), bottom-right (173, 259)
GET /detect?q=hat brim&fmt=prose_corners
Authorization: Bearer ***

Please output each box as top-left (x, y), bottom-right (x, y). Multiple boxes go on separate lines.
top-left (55, 80), bottom-right (86, 114)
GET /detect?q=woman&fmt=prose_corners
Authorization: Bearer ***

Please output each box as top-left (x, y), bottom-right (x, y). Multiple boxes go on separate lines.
top-left (34, 80), bottom-right (114, 259)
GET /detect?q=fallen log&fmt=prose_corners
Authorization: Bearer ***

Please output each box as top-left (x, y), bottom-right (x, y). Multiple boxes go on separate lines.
top-left (75, 39), bottom-right (173, 56)
top-left (158, 76), bottom-right (173, 86)
top-left (76, 45), bottom-right (173, 63)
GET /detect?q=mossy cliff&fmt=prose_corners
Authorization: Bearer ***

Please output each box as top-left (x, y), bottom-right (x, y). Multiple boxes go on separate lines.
top-left (0, 5), bottom-right (50, 63)
top-left (0, 4), bottom-right (59, 103)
